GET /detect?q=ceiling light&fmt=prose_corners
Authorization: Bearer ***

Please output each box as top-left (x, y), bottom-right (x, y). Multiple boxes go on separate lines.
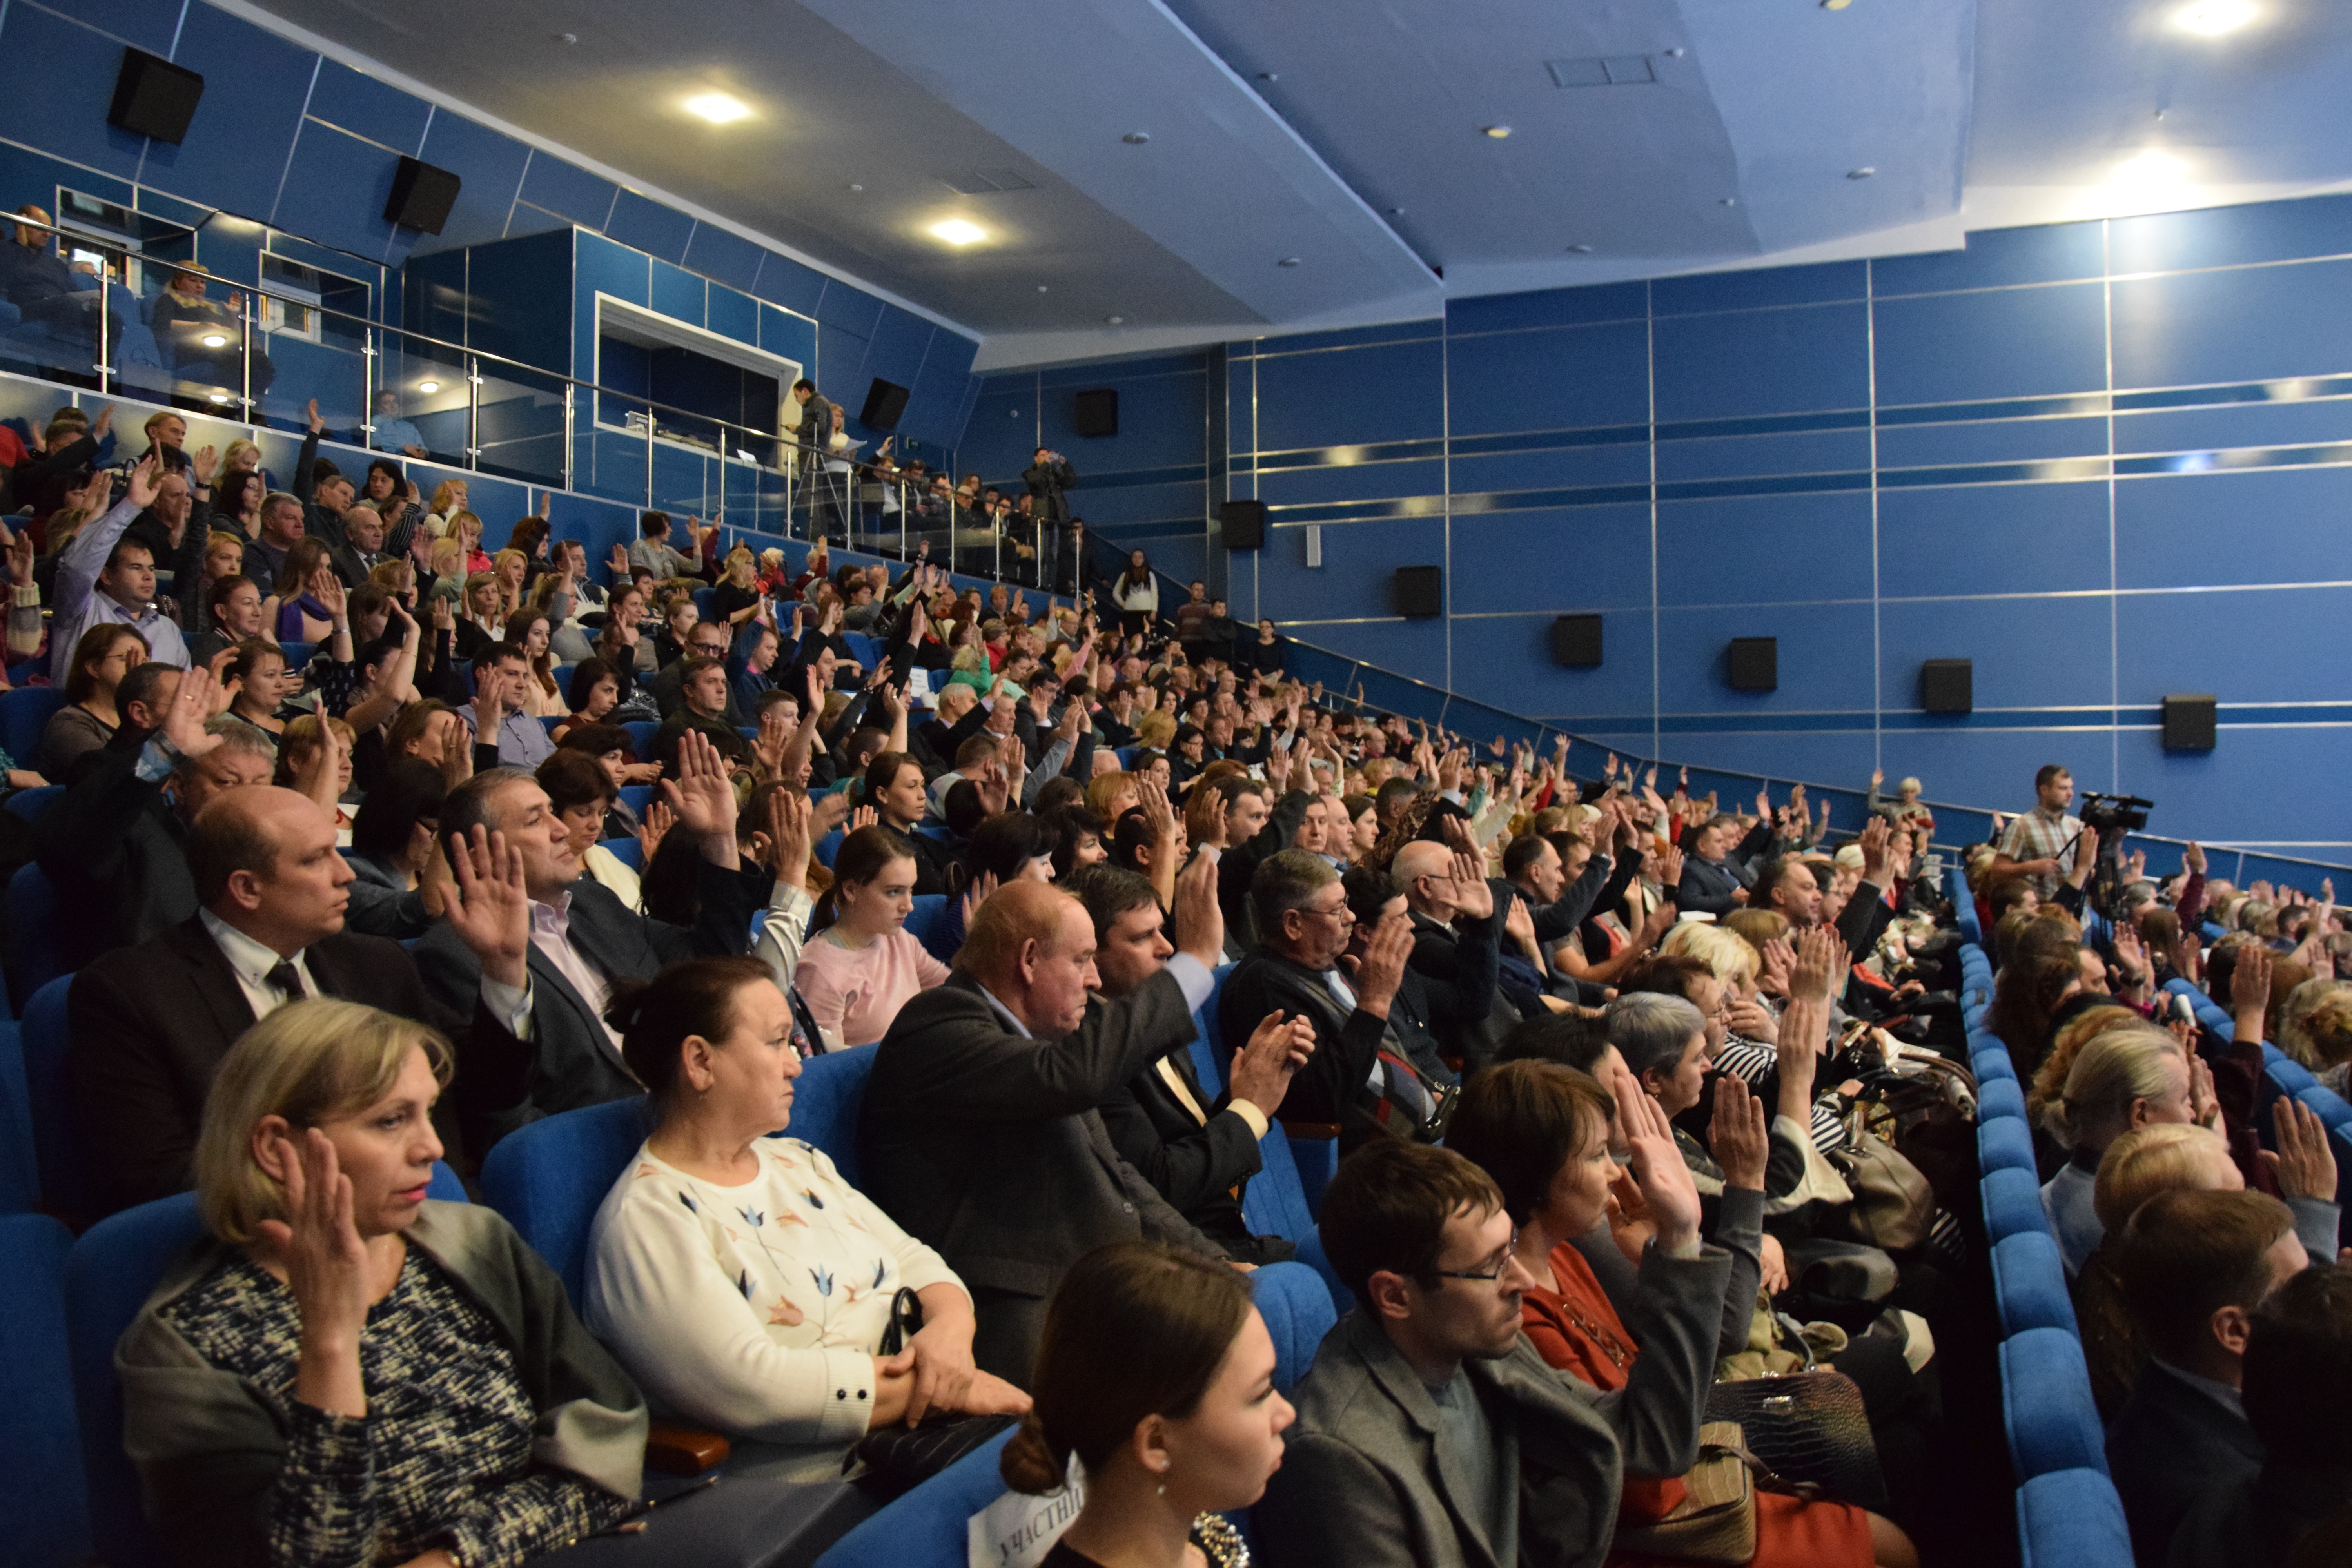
top-left (2112, 149), bottom-right (2190, 189)
top-left (201, 332), bottom-right (226, 347)
top-left (1105, 315), bottom-right (1125, 325)
top-left (417, 380), bottom-right (441, 393)
top-left (1847, 167), bottom-right (1876, 179)
top-left (206, 391), bottom-right (230, 404)
top-left (1719, 196), bottom-right (1738, 205)
top-left (1567, 244), bottom-right (1593, 253)
top-left (1122, 132), bottom-right (1151, 145)
top-left (1036, 284), bottom-right (1049, 292)
top-left (2172, 0), bottom-right (2257, 35)
top-left (1277, 257), bottom-right (1301, 267)
top-left (1821, 0), bottom-right (1854, 9)
top-left (927, 218), bottom-right (987, 246)
top-left (1483, 125), bottom-right (1512, 139)
top-left (683, 91), bottom-right (751, 124)
top-left (846, 183), bottom-right (864, 193)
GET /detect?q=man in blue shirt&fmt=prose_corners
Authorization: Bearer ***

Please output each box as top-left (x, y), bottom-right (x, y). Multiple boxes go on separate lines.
top-left (369, 390), bottom-right (426, 457)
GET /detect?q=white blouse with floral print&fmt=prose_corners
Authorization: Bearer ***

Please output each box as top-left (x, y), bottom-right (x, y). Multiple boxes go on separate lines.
top-left (584, 1135), bottom-right (962, 1444)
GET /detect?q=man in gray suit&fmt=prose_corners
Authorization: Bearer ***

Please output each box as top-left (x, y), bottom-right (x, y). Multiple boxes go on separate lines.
top-left (1254, 1139), bottom-right (1731, 1568)
top-left (858, 860), bottom-right (1234, 1385)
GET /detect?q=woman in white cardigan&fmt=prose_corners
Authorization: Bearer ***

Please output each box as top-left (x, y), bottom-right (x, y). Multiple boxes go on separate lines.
top-left (584, 956), bottom-right (1031, 1443)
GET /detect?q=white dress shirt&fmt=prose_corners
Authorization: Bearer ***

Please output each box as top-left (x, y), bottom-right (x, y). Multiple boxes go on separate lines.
top-left (198, 908), bottom-right (316, 1019)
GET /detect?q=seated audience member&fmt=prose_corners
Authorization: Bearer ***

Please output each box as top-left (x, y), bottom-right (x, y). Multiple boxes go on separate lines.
top-left (998, 1243), bottom-right (1285, 1568)
top-left (651, 656), bottom-right (749, 779)
top-left (2171, 1264), bottom-right (2352, 1568)
top-left (2041, 1025), bottom-right (2218, 1276)
top-left (791, 825), bottom-right (951, 1051)
top-left (584, 957), bottom-right (1028, 1442)
top-left (42, 666), bottom-right (277, 970)
top-left (51, 454), bottom-right (191, 680)
top-left (1217, 849), bottom-right (1446, 1151)
top-left (1445, 1059), bottom-right (1915, 1568)
top-left (1070, 864), bottom-right (1314, 1265)
top-left (2107, 1189), bottom-right (2307, 1568)
top-left (1393, 837), bottom-right (1514, 1070)
top-left (414, 731), bottom-right (764, 1152)
top-left (343, 758), bottom-right (448, 938)
top-left (466, 641), bottom-right (555, 770)
top-left (858, 871), bottom-right (1234, 1384)
top-left (648, 618), bottom-right (735, 718)
top-left (66, 784), bottom-right (443, 1217)
top-left (36, 621), bottom-right (143, 781)
top-left (188, 569), bottom-right (267, 672)
top-left (536, 748), bottom-right (641, 911)
top-left (1253, 1138), bottom-right (1731, 1568)
top-left (857, 750), bottom-right (960, 895)
top-left (218, 638), bottom-right (298, 750)
top-left (118, 1000), bottom-right (645, 1564)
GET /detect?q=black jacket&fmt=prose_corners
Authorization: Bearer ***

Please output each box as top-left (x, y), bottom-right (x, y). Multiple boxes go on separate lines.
top-left (1022, 457), bottom-right (1076, 523)
top-left (2107, 1360), bottom-right (2265, 1568)
top-left (1217, 947), bottom-right (1453, 1154)
top-left (38, 731), bottom-right (195, 972)
top-left (67, 917), bottom-right (442, 1217)
top-left (1404, 903), bottom-right (1512, 1073)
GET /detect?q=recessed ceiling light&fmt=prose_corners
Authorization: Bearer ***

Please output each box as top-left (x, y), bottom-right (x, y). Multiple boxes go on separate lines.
top-left (1277, 256), bottom-right (1301, 267)
top-left (1847, 167), bottom-right (1876, 179)
top-left (1821, 0), bottom-right (1854, 9)
top-left (1483, 125), bottom-right (1512, 139)
top-left (418, 380), bottom-right (441, 393)
top-left (1719, 196), bottom-right (1738, 205)
top-left (1122, 132), bottom-right (1151, 145)
top-left (1036, 284), bottom-right (1049, 292)
top-left (201, 332), bottom-right (226, 347)
top-left (1105, 315), bottom-right (1125, 325)
top-left (2173, 0), bottom-right (2257, 35)
top-left (846, 183), bottom-right (864, 193)
top-left (928, 218), bottom-right (987, 246)
top-left (1567, 244), bottom-right (1593, 253)
top-left (207, 390), bottom-right (231, 404)
top-left (2112, 149), bottom-right (2191, 189)
top-left (683, 91), bottom-right (752, 124)
top-left (557, 31), bottom-right (577, 44)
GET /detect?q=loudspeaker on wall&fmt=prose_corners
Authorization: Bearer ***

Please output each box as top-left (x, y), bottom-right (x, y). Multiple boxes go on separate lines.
top-left (1920, 658), bottom-right (1973, 714)
top-left (2163, 693), bottom-right (2217, 751)
top-left (1395, 566), bottom-right (1443, 619)
top-left (1550, 614), bottom-right (1603, 668)
top-left (1220, 499), bottom-right (1265, 552)
top-left (384, 156), bottom-right (463, 234)
top-left (1727, 637), bottom-right (1777, 691)
top-left (859, 379), bottom-right (911, 431)
top-left (108, 49), bottom-right (203, 145)
top-left (1072, 388), bottom-right (1119, 438)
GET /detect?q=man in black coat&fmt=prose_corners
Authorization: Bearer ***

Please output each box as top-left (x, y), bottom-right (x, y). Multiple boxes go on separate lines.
top-left (1070, 864), bottom-right (1311, 1265)
top-left (414, 730), bottom-right (764, 1156)
top-left (67, 787), bottom-right (454, 1217)
top-left (857, 868), bottom-right (1232, 1384)
top-left (1390, 837), bottom-right (1513, 1073)
top-left (1216, 849), bottom-right (1441, 1154)
top-left (39, 664), bottom-right (277, 972)
top-left (1021, 447), bottom-right (1075, 590)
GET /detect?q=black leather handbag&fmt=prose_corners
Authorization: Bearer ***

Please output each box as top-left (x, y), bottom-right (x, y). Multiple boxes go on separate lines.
top-left (848, 1288), bottom-right (1021, 1497)
top-left (1704, 1368), bottom-right (1887, 1511)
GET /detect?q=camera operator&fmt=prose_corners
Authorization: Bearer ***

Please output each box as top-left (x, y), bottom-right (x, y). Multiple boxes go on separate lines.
top-left (1993, 762), bottom-right (2083, 901)
top-left (1023, 445), bottom-right (1076, 592)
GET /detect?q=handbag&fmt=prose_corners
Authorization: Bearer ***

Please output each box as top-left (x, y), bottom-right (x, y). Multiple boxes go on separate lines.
top-left (1613, 1422), bottom-right (1768, 1565)
top-left (846, 1287), bottom-right (1021, 1497)
top-left (1828, 1125), bottom-right (1936, 1253)
top-left (1706, 1371), bottom-right (1888, 1510)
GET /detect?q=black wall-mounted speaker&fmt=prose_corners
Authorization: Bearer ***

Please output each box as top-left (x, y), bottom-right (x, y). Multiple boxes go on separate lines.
top-left (1395, 565), bottom-right (1443, 619)
top-left (2163, 693), bottom-right (2217, 751)
top-left (859, 378), bottom-right (911, 431)
top-left (1920, 658), bottom-right (1973, 714)
top-left (1072, 388), bottom-right (1119, 437)
top-left (1727, 637), bottom-right (1778, 692)
top-left (384, 156), bottom-right (462, 234)
top-left (1550, 614), bottom-right (1603, 668)
top-left (108, 49), bottom-right (203, 145)
top-left (1220, 498), bottom-right (1265, 552)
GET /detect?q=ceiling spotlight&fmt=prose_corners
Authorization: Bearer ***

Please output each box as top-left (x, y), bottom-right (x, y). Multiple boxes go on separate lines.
top-left (1719, 196), bottom-right (1738, 205)
top-left (683, 91), bottom-right (751, 124)
top-left (928, 218), bottom-right (987, 246)
top-left (1567, 244), bottom-right (1593, 253)
top-left (557, 31), bottom-right (577, 43)
top-left (206, 390), bottom-right (230, 404)
top-left (1847, 167), bottom-right (1876, 179)
top-left (1386, 207), bottom-right (1405, 216)
top-left (1821, 0), bottom-right (1854, 9)
top-left (1483, 125), bottom-right (1512, 139)
top-left (1036, 284), bottom-right (1049, 292)
top-left (2172, 0), bottom-right (2257, 34)
top-left (1664, 47), bottom-right (1686, 56)
top-left (201, 332), bottom-right (226, 347)
top-left (1257, 71), bottom-right (1277, 82)
top-left (1277, 256), bottom-right (1301, 267)
top-left (418, 380), bottom-right (441, 393)
top-left (1122, 132), bottom-right (1151, 145)
top-left (1105, 315), bottom-right (1125, 325)
top-left (2112, 149), bottom-right (2190, 190)
top-left (846, 183), bottom-right (864, 192)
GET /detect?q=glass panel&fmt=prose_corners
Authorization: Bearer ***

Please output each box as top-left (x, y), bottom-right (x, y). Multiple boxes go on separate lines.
top-left (472, 358), bottom-right (569, 488)
top-left (376, 329), bottom-right (471, 468)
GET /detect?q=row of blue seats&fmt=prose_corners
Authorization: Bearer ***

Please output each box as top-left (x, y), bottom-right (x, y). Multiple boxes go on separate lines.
top-left (1956, 876), bottom-right (2134, 1568)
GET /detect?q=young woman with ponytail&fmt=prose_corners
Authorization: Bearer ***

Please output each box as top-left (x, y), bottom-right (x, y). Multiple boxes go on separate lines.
top-left (1000, 1242), bottom-right (1290, 1568)
top-left (791, 825), bottom-right (949, 1052)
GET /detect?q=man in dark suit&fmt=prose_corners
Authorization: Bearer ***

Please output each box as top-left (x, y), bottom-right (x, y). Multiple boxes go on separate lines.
top-left (2107, 1187), bottom-right (2306, 1567)
top-left (40, 663), bottom-right (278, 971)
top-left (1021, 447), bottom-right (1075, 589)
top-left (1217, 849), bottom-right (1442, 1153)
top-left (1392, 837), bottom-right (1513, 1073)
top-left (413, 729), bottom-right (764, 1156)
top-left (67, 786), bottom-right (446, 1217)
top-left (1069, 864), bottom-right (1312, 1265)
top-left (858, 867), bottom-right (1232, 1384)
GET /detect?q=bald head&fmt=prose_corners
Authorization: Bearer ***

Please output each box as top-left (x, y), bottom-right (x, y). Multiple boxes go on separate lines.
top-left (1394, 839), bottom-right (1459, 919)
top-left (189, 786), bottom-right (354, 955)
top-left (955, 881), bottom-right (1099, 1039)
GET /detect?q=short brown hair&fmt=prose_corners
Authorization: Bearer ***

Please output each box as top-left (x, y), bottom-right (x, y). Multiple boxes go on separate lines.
top-left (1318, 1140), bottom-right (1504, 1312)
top-left (955, 879), bottom-right (1078, 985)
top-left (2116, 1187), bottom-right (2294, 1363)
top-left (536, 748), bottom-right (617, 815)
top-left (1447, 1061), bottom-right (1614, 1226)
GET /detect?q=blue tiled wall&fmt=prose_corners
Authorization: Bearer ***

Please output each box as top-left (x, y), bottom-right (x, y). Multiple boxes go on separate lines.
top-left (979, 194), bottom-right (2352, 853)
top-left (0, 0), bottom-right (980, 450)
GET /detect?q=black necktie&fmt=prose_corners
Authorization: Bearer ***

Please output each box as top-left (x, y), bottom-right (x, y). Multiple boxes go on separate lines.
top-left (266, 961), bottom-right (305, 1003)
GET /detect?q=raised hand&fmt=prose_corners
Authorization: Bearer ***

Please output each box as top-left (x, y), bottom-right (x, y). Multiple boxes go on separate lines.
top-left (1170, 849), bottom-right (1225, 965)
top-left (2185, 840), bottom-right (2207, 874)
top-left (255, 1127), bottom-right (373, 1419)
top-left (766, 787), bottom-right (813, 891)
top-left (2231, 942), bottom-right (2274, 1032)
top-left (191, 443), bottom-right (220, 485)
top-left (663, 728), bottom-right (740, 859)
top-left (1229, 1011), bottom-right (1316, 1120)
top-left (956, 869), bottom-right (1000, 941)
top-left (444, 825), bottom-right (532, 989)
top-left (1792, 925), bottom-right (1849, 1005)
top-left (1345, 909), bottom-right (1415, 1020)
top-left (636, 798), bottom-right (673, 866)
top-left (1758, 935), bottom-right (1795, 998)
top-left (306, 397), bottom-right (326, 434)
top-left (1857, 815), bottom-right (1891, 885)
top-left (163, 664), bottom-right (226, 759)
top-left (2262, 1100), bottom-right (2339, 1205)
top-left (1611, 1064), bottom-right (1702, 1252)
top-left (1449, 848), bottom-right (1494, 918)
top-left (1708, 1076), bottom-right (1769, 1193)
top-left (124, 451), bottom-right (162, 511)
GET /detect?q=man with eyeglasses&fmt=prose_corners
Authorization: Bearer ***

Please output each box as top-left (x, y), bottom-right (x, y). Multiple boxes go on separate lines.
top-left (1218, 849), bottom-right (1446, 1151)
top-left (1257, 1138), bottom-right (1730, 1568)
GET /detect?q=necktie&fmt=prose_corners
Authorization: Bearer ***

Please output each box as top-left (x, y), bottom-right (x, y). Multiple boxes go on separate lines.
top-left (266, 961), bottom-right (305, 1005)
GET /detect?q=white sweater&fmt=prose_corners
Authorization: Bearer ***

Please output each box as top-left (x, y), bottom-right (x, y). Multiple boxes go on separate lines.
top-left (584, 1136), bottom-right (962, 1443)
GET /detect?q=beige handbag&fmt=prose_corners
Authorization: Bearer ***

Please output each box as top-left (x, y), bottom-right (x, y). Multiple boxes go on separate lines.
top-left (1613, 1421), bottom-right (1759, 1565)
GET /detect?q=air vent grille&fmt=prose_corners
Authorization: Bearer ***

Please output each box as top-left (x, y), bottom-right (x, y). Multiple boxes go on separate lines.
top-left (936, 170), bottom-right (1037, 194)
top-left (1545, 55), bottom-right (1657, 87)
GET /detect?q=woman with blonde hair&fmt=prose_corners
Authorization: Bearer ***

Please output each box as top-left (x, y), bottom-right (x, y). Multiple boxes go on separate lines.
top-left (2040, 1025), bottom-right (2216, 1276)
top-left (2028, 1003), bottom-right (2147, 1127)
top-left (451, 508), bottom-right (490, 574)
top-left (118, 1000), bottom-right (645, 1566)
top-left (490, 546), bottom-right (529, 618)
top-left (709, 544), bottom-right (763, 627)
top-left (425, 478), bottom-right (468, 535)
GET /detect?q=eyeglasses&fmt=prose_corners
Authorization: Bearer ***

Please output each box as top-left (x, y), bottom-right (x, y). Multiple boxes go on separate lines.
top-left (1426, 1230), bottom-right (1521, 1284)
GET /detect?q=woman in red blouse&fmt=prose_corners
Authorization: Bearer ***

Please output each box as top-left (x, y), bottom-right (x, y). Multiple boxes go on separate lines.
top-left (1449, 1058), bottom-right (1916, 1568)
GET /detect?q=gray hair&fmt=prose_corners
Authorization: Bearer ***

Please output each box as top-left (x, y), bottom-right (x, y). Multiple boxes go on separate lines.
top-left (1605, 991), bottom-right (1707, 1083)
top-left (175, 715), bottom-right (275, 777)
top-left (441, 766), bottom-right (535, 855)
top-left (1249, 848), bottom-right (1339, 943)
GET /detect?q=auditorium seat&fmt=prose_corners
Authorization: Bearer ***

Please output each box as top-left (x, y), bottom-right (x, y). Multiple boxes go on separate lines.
top-left (617, 784), bottom-right (655, 815)
top-left (20, 977), bottom-right (94, 1223)
top-left (1978, 1076), bottom-right (2027, 1123)
top-left (0, 688), bottom-right (65, 766)
top-left (811, 1428), bottom-right (1018, 1568)
top-left (2000, 1327), bottom-right (2108, 1481)
top-left (0, 1212), bottom-right (86, 1568)
top-left (598, 836), bottom-right (644, 871)
top-left (7, 864), bottom-right (68, 1013)
top-left (622, 720), bottom-right (661, 756)
top-left (2015, 1467), bottom-right (2134, 1568)
top-left (1981, 1166), bottom-right (2051, 1245)
top-left (4, 784), bottom-right (61, 825)
top-left (903, 893), bottom-right (956, 965)
top-left (1978, 1114), bottom-right (2037, 1177)
top-left (0, 1022), bottom-right (31, 1214)
top-left (1991, 1232), bottom-right (2080, 1338)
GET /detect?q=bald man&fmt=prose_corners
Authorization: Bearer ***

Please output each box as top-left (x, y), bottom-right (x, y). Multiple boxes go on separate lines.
top-left (1393, 837), bottom-right (1513, 1073)
top-left (66, 785), bottom-right (442, 1217)
top-left (857, 865), bottom-right (1234, 1383)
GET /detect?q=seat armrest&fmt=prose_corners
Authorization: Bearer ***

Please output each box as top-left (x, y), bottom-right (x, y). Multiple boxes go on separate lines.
top-left (645, 1420), bottom-right (732, 1476)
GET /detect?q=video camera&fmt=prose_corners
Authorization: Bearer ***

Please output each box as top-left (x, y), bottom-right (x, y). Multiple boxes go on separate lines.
top-left (2077, 792), bottom-right (2153, 835)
